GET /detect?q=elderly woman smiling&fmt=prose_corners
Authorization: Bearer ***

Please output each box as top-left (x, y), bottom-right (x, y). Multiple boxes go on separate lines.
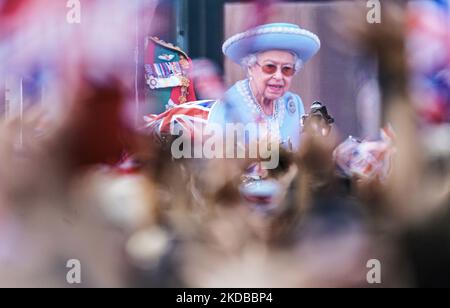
top-left (210, 23), bottom-right (321, 151)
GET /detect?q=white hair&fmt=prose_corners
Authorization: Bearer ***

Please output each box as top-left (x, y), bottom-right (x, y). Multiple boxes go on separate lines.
top-left (240, 51), bottom-right (303, 74)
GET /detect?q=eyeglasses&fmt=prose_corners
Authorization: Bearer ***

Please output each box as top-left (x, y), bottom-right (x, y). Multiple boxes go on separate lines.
top-left (256, 62), bottom-right (296, 77)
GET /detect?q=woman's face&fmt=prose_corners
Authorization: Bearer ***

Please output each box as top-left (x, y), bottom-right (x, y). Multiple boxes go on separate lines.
top-left (248, 50), bottom-right (296, 102)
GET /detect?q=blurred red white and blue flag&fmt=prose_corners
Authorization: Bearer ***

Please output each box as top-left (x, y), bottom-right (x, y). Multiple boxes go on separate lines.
top-left (408, 0), bottom-right (450, 124)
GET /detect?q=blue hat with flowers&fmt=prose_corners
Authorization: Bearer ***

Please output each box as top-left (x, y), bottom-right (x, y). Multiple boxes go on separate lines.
top-left (222, 23), bottom-right (320, 64)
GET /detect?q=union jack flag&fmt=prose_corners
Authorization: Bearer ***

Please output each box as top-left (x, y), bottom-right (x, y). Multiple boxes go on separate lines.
top-left (408, 0), bottom-right (450, 123)
top-left (144, 99), bottom-right (217, 137)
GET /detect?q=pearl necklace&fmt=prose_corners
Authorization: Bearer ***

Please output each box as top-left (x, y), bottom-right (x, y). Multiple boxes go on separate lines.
top-left (237, 79), bottom-right (285, 130)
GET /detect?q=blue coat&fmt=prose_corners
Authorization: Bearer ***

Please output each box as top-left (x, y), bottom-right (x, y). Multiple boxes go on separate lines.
top-left (209, 79), bottom-right (306, 150)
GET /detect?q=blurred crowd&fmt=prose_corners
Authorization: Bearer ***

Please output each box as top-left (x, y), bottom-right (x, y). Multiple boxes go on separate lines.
top-left (0, 0), bottom-right (450, 288)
